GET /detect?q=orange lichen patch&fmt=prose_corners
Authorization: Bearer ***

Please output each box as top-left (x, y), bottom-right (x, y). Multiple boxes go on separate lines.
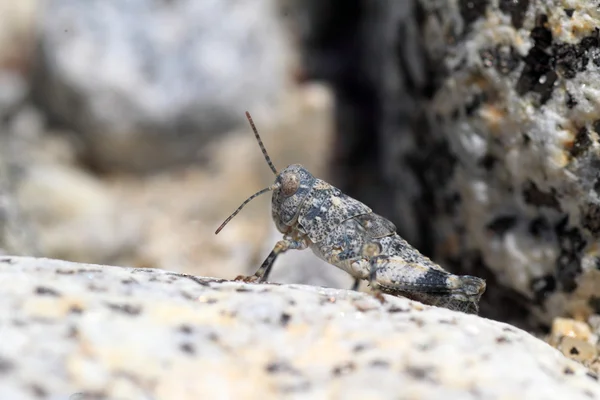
top-left (551, 21), bottom-right (563, 38)
top-left (464, 73), bottom-right (492, 92)
top-left (479, 104), bottom-right (507, 134)
top-left (547, 317), bottom-right (598, 369)
top-left (571, 18), bottom-right (597, 38)
top-left (552, 151), bottom-right (571, 169)
top-left (548, 317), bottom-right (593, 347)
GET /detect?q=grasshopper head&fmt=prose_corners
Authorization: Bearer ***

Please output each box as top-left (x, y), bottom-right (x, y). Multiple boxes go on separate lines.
top-left (271, 164), bottom-right (315, 233)
top-left (215, 112), bottom-right (315, 236)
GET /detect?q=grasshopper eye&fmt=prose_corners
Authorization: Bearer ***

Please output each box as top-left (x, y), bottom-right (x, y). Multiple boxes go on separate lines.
top-left (281, 173), bottom-right (300, 197)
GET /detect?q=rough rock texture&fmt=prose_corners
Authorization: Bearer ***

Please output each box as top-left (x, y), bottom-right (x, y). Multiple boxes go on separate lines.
top-left (308, 1), bottom-right (600, 330)
top-left (409, 0), bottom-right (600, 328)
top-left (0, 255), bottom-right (599, 400)
top-left (32, 0), bottom-right (291, 172)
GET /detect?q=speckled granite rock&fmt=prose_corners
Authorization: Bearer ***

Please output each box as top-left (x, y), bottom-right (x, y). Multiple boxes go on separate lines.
top-left (412, 0), bottom-right (600, 327)
top-left (32, 0), bottom-right (291, 172)
top-left (0, 255), bottom-right (599, 400)
top-left (315, 1), bottom-right (600, 329)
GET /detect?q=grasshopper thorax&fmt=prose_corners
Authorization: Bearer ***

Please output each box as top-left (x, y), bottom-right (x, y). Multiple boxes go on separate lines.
top-left (271, 164), bottom-right (316, 233)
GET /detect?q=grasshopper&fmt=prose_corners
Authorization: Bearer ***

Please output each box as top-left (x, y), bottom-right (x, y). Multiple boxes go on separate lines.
top-left (215, 112), bottom-right (486, 314)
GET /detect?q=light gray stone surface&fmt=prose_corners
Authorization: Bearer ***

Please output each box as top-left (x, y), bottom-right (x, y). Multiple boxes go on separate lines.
top-left (0, 255), bottom-right (598, 400)
top-left (32, 0), bottom-right (290, 172)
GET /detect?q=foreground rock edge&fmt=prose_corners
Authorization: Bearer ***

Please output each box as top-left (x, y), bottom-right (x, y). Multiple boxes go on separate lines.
top-left (0, 255), bottom-right (598, 400)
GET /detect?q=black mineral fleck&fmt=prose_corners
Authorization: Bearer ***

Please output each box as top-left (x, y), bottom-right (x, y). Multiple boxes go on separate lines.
top-left (570, 127), bottom-right (592, 158)
top-left (566, 91), bottom-right (578, 109)
top-left (35, 286), bottom-right (60, 297)
top-left (486, 215), bottom-right (517, 236)
top-left (459, 0), bottom-right (489, 28)
top-left (582, 203), bottom-right (600, 234)
top-left (530, 274), bottom-right (556, 303)
top-left (499, 0), bottom-right (529, 29)
top-left (522, 181), bottom-right (560, 210)
top-left (106, 303), bottom-right (142, 316)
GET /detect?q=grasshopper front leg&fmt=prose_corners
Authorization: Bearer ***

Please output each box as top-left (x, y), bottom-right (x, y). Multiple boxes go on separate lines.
top-left (368, 255), bottom-right (486, 314)
top-left (236, 238), bottom-right (309, 283)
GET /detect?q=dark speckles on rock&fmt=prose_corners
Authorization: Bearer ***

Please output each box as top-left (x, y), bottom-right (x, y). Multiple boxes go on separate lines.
top-left (106, 303), bottom-right (142, 316)
top-left (588, 296), bottom-right (600, 314)
top-left (554, 44), bottom-right (586, 79)
top-left (332, 361), bottom-right (356, 377)
top-left (532, 15), bottom-right (552, 48)
top-left (459, 0), bottom-right (489, 29)
top-left (570, 127), bottom-right (592, 158)
top-left (564, 9), bottom-right (575, 18)
top-left (280, 313), bottom-right (291, 327)
top-left (369, 359), bottom-right (390, 368)
top-left (522, 181), bottom-right (560, 210)
top-left (352, 343), bottom-right (371, 353)
top-left (35, 286), bottom-right (60, 297)
top-left (69, 305), bottom-right (84, 314)
top-left (594, 179), bottom-right (600, 197)
top-left (0, 357), bottom-right (14, 374)
top-left (587, 372), bottom-right (599, 381)
top-left (592, 120), bottom-right (600, 135)
top-left (180, 342), bottom-right (195, 355)
top-left (67, 325), bottom-right (79, 338)
top-left (564, 366), bottom-right (575, 375)
top-left (553, 218), bottom-right (586, 292)
top-left (486, 215), bottom-right (517, 236)
top-left (179, 324), bottom-right (193, 334)
top-left (495, 45), bottom-right (520, 74)
top-left (556, 252), bottom-right (581, 292)
top-left (566, 91), bottom-right (578, 109)
top-left (387, 305), bottom-right (410, 313)
top-left (87, 283), bottom-right (107, 293)
top-left (529, 217), bottom-right (551, 237)
top-left (530, 275), bottom-right (556, 304)
top-left (516, 15), bottom-right (557, 103)
top-left (405, 366), bottom-right (435, 382)
top-left (499, 0), bottom-right (529, 29)
top-left (30, 384), bottom-right (47, 398)
top-left (179, 291), bottom-right (196, 301)
top-left (55, 269), bottom-right (75, 275)
top-left (582, 203), bottom-right (600, 234)
top-left (266, 361), bottom-right (300, 375)
top-left (556, 218), bottom-right (586, 254)
top-left (478, 153), bottom-right (497, 170)
top-left (465, 92), bottom-right (486, 115)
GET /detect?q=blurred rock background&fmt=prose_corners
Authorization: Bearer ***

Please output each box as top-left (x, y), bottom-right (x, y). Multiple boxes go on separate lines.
top-left (2, 0), bottom-right (600, 375)
top-left (0, 0), bottom-right (350, 289)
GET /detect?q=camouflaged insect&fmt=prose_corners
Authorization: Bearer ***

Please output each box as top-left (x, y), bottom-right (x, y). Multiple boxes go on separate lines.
top-left (216, 112), bottom-right (487, 314)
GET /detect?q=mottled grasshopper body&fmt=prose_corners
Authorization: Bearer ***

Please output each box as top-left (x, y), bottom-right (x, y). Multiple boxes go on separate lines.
top-left (216, 112), bottom-right (486, 314)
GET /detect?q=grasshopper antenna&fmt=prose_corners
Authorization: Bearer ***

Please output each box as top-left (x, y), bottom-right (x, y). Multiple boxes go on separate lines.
top-left (215, 183), bottom-right (280, 234)
top-left (246, 111), bottom-right (278, 175)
